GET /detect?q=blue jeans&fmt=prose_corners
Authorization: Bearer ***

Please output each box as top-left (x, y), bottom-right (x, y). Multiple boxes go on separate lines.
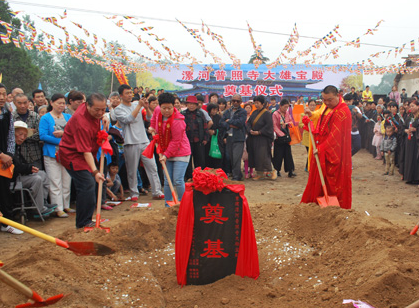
top-left (163, 161), bottom-right (188, 207)
top-left (66, 165), bottom-right (95, 228)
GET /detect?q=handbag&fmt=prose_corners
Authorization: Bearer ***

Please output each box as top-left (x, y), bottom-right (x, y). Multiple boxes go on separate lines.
top-left (209, 130), bottom-right (222, 159)
top-left (276, 112), bottom-right (291, 144)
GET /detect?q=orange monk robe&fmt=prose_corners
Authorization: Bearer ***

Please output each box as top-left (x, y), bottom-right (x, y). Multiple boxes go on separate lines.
top-left (301, 102), bottom-right (352, 209)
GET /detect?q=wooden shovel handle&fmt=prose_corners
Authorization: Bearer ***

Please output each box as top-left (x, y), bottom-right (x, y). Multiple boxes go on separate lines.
top-left (0, 269), bottom-right (40, 300)
top-left (160, 159), bottom-right (179, 203)
top-left (308, 123), bottom-right (327, 189)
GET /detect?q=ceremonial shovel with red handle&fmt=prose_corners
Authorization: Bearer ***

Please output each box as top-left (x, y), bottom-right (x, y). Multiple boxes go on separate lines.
top-left (0, 261), bottom-right (66, 307)
top-left (308, 120), bottom-right (340, 208)
top-left (84, 149), bottom-right (110, 233)
top-left (150, 132), bottom-right (180, 207)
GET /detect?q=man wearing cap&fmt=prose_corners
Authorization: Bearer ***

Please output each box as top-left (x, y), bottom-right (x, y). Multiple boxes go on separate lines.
top-left (13, 121), bottom-right (56, 217)
top-left (219, 94), bottom-right (247, 181)
top-left (12, 93), bottom-right (43, 169)
top-left (181, 95), bottom-right (209, 179)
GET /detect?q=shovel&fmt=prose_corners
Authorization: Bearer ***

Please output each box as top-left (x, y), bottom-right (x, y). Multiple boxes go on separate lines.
top-left (84, 149), bottom-right (111, 233)
top-left (150, 132), bottom-right (180, 207)
top-left (160, 157), bottom-right (181, 207)
top-left (0, 217), bottom-right (114, 256)
top-left (0, 262), bottom-right (65, 307)
top-left (308, 121), bottom-right (340, 208)
top-left (409, 220), bottom-right (419, 235)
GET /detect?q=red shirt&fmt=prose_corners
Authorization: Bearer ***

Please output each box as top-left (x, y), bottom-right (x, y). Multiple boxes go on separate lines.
top-left (58, 103), bottom-right (100, 172)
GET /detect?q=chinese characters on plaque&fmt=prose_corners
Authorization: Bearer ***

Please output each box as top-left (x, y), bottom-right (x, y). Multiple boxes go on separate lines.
top-left (181, 69), bottom-right (324, 97)
top-left (186, 189), bottom-right (242, 285)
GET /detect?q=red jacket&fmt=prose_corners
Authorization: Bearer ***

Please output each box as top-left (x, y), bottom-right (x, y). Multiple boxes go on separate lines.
top-left (151, 107), bottom-right (191, 159)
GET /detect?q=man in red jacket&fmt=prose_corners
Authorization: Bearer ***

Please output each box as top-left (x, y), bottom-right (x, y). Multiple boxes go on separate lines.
top-left (301, 85), bottom-right (352, 209)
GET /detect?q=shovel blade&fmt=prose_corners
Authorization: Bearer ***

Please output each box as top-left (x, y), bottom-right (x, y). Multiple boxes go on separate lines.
top-left (15, 294), bottom-right (65, 308)
top-left (317, 195), bottom-right (340, 208)
top-left (67, 242), bottom-right (114, 256)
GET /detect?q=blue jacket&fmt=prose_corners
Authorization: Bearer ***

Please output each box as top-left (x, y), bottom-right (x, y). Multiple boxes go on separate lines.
top-left (39, 112), bottom-right (71, 158)
top-left (219, 107), bottom-right (247, 142)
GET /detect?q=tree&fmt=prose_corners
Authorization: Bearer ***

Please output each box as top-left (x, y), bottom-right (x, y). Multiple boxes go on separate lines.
top-left (339, 74), bottom-right (363, 93)
top-left (58, 48), bottom-right (109, 95)
top-left (370, 74), bottom-right (396, 95)
top-left (248, 49), bottom-right (270, 64)
top-left (0, 1), bottom-right (41, 93)
top-left (22, 15), bottom-right (68, 95)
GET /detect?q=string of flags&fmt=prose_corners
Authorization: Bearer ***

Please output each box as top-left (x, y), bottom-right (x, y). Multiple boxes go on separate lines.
top-left (0, 10), bottom-right (417, 75)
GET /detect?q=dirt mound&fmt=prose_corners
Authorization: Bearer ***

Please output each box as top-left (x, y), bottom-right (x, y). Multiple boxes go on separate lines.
top-left (1, 202), bottom-right (419, 308)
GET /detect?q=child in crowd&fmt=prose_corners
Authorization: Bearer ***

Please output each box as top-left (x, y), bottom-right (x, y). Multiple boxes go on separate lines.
top-left (381, 110), bottom-right (392, 134)
top-left (381, 126), bottom-right (397, 175)
top-left (372, 115), bottom-right (383, 159)
top-left (106, 162), bottom-right (124, 201)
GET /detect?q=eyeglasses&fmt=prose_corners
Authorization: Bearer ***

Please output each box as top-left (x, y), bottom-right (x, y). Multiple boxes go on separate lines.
top-left (231, 100), bottom-right (241, 103)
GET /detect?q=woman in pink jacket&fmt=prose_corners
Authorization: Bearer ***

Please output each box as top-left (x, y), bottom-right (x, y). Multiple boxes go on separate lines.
top-left (150, 93), bottom-right (191, 207)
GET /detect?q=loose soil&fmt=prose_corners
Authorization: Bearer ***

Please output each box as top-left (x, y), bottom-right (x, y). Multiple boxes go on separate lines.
top-left (1, 145), bottom-right (419, 308)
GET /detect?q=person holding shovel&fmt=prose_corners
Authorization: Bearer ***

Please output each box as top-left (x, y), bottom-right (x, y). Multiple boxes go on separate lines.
top-left (149, 93), bottom-right (191, 207)
top-left (58, 93), bottom-right (107, 229)
top-left (301, 85), bottom-right (352, 209)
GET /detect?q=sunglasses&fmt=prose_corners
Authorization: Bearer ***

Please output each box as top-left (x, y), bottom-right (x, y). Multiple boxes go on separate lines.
top-left (231, 99), bottom-right (241, 103)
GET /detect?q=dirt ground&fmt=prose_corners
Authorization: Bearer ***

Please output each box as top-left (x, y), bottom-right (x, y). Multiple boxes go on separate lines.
top-left (1, 144), bottom-right (419, 308)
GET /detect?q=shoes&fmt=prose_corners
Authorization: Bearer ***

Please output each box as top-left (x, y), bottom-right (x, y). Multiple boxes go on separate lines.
top-left (268, 170), bottom-right (277, 180)
top-left (288, 172), bottom-right (297, 178)
top-left (1, 225), bottom-right (24, 235)
top-left (131, 196), bottom-right (139, 202)
top-left (304, 168), bottom-right (308, 172)
top-left (252, 175), bottom-right (262, 181)
top-left (375, 157), bottom-right (382, 160)
top-left (101, 205), bottom-right (113, 210)
top-left (64, 208), bottom-right (76, 213)
top-left (34, 208), bottom-right (54, 218)
top-left (245, 173), bottom-right (250, 179)
top-left (139, 188), bottom-right (148, 195)
top-left (56, 211), bottom-right (69, 218)
top-left (45, 203), bottom-right (58, 209)
top-left (383, 172), bottom-right (389, 175)
top-left (152, 194), bottom-right (165, 200)
top-left (82, 221), bottom-right (97, 228)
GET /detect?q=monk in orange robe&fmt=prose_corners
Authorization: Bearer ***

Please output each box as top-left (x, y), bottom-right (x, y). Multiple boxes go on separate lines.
top-left (301, 85), bottom-right (352, 209)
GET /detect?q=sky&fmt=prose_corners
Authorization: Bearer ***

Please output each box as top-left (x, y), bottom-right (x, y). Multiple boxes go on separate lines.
top-left (5, 0), bottom-right (419, 86)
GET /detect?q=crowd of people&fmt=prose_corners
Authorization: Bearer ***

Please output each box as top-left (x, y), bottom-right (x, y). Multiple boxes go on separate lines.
top-left (1, 81), bottom-right (418, 234)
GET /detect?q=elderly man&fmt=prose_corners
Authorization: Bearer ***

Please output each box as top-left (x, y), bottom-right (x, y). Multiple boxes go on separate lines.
top-left (12, 93), bottom-right (42, 169)
top-left (58, 93), bottom-right (107, 229)
top-left (32, 89), bottom-right (47, 113)
top-left (6, 87), bottom-right (24, 112)
top-left (301, 85), bottom-right (352, 209)
top-left (13, 121), bottom-right (56, 217)
top-left (219, 94), bottom-right (247, 181)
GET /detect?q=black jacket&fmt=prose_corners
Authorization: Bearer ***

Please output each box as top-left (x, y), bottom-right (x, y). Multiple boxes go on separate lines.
top-left (12, 144), bottom-right (34, 181)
